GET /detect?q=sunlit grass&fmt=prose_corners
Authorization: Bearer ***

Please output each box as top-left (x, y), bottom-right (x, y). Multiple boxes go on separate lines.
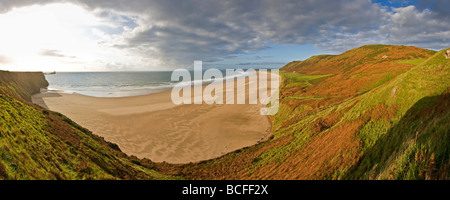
top-left (397, 59), bottom-right (426, 66)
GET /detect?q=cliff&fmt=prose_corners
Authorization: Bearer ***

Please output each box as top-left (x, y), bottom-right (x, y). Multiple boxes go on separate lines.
top-left (0, 70), bottom-right (49, 101)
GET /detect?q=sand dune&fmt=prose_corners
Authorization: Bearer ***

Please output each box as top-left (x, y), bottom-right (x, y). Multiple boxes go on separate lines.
top-left (32, 72), bottom-right (277, 163)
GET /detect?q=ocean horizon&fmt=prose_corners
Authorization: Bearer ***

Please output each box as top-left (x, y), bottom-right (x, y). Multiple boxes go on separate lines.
top-left (44, 68), bottom-right (278, 97)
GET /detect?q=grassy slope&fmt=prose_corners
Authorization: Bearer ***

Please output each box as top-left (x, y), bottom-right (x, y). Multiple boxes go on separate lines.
top-left (0, 71), bottom-right (178, 180)
top-left (343, 48), bottom-right (449, 179)
top-left (160, 45), bottom-right (448, 180)
top-left (1, 45), bottom-right (447, 180)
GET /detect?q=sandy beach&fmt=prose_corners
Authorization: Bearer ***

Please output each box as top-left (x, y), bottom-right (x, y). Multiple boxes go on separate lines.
top-left (32, 72), bottom-right (277, 163)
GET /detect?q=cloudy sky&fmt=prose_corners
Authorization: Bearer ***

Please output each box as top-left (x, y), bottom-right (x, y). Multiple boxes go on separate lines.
top-left (0, 0), bottom-right (449, 71)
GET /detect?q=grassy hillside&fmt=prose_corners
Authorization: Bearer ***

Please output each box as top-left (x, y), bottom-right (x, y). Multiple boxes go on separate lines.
top-left (0, 71), bottom-right (178, 180)
top-left (159, 45), bottom-right (449, 180)
top-left (1, 45), bottom-right (448, 180)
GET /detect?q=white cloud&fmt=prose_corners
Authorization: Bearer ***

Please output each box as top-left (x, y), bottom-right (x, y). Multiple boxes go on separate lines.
top-left (316, 4), bottom-right (450, 52)
top-left (382, 6), bottom-right (450, 48)
top-left (0, 3), bottom-right (163, 71)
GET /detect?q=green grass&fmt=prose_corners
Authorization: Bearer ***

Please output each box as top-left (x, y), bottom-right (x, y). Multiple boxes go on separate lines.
top-left (253, 47), bottom-right (449, 179)
top-left (0, 93), bottom-right (180, 180)
top-left (250, 103), bottom-right (339, 170)
top-left (280, 71), bottom-right (333, 88)
top-left (0, 72), bottom-right (180, 180)
top-left (346, 93), bottom-right (449, 179)
top-left (282, 72), bottom-right (333, 82)
top-left (357, 72), bottom-right (396, 92)
top-left (286, 96), bottom-right (324, 100)
top-left (342, 48), bottom-right (450, 179)
top-left (397, 59), bottom-right (426, 66)
top-left (170, 45), bottom-right (447, 180)
top-left (3, 46), bottom-right (447, 180)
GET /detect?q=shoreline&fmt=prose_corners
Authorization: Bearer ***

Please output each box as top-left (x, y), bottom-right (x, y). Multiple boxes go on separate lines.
top-left (42, 69), bottom-right (261, 98)
top-left (32, 72), bottom-right (278, 164)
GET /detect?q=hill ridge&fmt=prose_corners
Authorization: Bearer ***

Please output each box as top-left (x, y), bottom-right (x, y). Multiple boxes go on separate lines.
top-left (163, 45), bottom-right (449, 180)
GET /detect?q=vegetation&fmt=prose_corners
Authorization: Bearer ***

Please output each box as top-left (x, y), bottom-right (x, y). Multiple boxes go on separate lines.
top-left (0, 71), bottom-right (179, 180)
top-left (1, 45), bottom-right (448, 180)
top-left (397, 59), bottom-right (426, 66)
top-left (155, 45), bottom-right (448, 180)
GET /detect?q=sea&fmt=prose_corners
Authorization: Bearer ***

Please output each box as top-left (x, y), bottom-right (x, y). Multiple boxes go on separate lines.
top-left (44, 69), bottom-right (274, 97)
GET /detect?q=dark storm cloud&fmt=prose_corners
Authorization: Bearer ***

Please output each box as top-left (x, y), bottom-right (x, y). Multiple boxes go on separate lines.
top-left (72, 0), bottom-right (387, 65)
top-left (417, 0), bottom-right (450, 19)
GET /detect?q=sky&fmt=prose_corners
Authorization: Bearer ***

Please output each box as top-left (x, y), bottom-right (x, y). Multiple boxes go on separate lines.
top-left (0, 0), bottom-right (448, 72)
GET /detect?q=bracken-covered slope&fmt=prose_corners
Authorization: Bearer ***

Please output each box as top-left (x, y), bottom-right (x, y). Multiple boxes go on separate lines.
top-left (161, 45), bottom-right (449, 180)
top-left (0, 71), bottom-right (178, 180)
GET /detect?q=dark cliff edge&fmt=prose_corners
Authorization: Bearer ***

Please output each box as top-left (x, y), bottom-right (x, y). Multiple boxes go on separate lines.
top-left (0, 70), bottom-right (49, 101)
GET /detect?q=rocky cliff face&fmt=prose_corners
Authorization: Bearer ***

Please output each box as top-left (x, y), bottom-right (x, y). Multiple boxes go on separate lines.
top-left (0, 70), bottom-right (48, 101)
